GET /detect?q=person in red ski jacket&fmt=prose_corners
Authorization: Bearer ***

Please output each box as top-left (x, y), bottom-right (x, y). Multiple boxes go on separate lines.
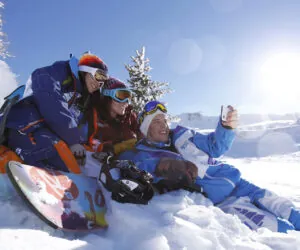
top-left (85, 77), bottom-right (141, 157)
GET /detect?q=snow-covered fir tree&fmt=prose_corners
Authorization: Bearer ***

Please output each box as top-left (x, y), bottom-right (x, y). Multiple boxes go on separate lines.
top-left (125, 46), bottom-right (172, 113)
top-left (0, 2), bottom-right (9, 58)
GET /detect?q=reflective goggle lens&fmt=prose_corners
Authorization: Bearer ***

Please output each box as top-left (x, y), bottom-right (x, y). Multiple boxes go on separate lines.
top-left (115, 90), bottom-right (132, 101)
top-left (139, 101), bottom-right (167, 124)
top-left (144, 101), bottom-right (167, 114)
top-left (94, 70), bottom-right (108, 82)
top-left (102, 88), bottom-right (132, 103)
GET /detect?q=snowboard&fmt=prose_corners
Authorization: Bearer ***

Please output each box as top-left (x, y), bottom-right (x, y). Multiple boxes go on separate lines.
top-left (6, 161), bottom-right (108, 232)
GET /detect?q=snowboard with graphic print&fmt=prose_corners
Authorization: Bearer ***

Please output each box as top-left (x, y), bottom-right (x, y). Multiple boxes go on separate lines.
top-left (6, 161), bottom-right (107, 231)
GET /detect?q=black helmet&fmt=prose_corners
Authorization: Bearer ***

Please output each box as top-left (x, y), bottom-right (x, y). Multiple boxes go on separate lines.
top-left (98, 160), bottom-right (154, 205)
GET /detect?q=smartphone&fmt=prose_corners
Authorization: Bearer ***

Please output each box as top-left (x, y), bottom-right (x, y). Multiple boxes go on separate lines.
top-left (221, 105), bottom-right (230, 122)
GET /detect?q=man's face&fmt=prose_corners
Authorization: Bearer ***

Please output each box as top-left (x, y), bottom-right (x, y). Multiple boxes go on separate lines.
top-left (147, 114), bottom-right (169, 143)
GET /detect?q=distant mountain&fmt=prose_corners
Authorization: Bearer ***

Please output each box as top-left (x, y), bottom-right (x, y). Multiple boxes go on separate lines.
top-left (171, 111), bottom-right (300, 158)
top-left (172, 111), bottom-right (300, 130)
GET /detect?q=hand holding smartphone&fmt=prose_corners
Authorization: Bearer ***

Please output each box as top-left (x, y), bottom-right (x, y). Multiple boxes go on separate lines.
top-left (221, 105), bottom-right (230, 122)
top-left (221, 105), bottom-right (238, 129)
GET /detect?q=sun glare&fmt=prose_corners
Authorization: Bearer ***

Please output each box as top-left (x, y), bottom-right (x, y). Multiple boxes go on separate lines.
top-left (260, 53), bottom-right (300, 99)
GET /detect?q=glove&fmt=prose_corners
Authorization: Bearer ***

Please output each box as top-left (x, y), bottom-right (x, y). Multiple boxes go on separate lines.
top-left (113, 160), bottom-right (135, 169)
top-left (92, 153), bottom-right (135, 171)
top-left (113, 138), bottom-right (137, 155)
top-left (92, 151), bottom-right (114, 164)
top-left (70, 144), bottom-right (86, 166)
top-left (155, 158), bottom-right (198, 186)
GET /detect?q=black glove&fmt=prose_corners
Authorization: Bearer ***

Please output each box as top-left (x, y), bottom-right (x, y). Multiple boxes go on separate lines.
top-left (118, 161), bottom-right (154, 184)
top-left (112, 160), bottom-right (136, 169)
top-left (92, 151), bottom-right (114, 164)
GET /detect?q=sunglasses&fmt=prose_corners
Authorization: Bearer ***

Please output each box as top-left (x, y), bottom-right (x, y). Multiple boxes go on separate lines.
top-left (138, 101), bottom-right (167, 124)
top-left (78, 65), bottom-right (108, 82)
top-left (102, 88), bottom-right (132, 103)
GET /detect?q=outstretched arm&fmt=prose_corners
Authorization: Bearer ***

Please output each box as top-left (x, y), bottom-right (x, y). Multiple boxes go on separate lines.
top-left (190, 106), bottom-right (238, 158)
top-left (191, 121), bottom-right (235, 158)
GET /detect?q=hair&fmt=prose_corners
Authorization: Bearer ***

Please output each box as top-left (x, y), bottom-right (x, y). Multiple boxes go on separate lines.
top-left (95, 95), bottom-right (113, 120)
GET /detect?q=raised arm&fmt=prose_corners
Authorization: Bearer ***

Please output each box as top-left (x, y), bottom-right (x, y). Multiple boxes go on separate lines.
top-left (191, 105), bottom-right (238, 157)
top-left (191, 121), bottom-right (235, 158)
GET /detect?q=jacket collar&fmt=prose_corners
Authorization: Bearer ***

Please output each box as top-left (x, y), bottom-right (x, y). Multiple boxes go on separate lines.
top-left (137, 137), bottom-right (171, 149)
top-left (68, 56), bottom-right (83, 94)
top-left (69, 56), bottom-right (79, 79)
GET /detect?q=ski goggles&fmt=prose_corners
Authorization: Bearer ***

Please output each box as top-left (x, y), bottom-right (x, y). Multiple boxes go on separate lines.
top-left (102, 88), bottom-right (132, 103)
top-left (138, 101), bottom-right (167, 124)
top-left (78, 65), bottom-right (108, 82)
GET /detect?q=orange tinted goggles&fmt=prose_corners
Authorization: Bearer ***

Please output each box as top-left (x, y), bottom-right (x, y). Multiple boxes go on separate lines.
top-left (102, 88), bottom-right (132, 103)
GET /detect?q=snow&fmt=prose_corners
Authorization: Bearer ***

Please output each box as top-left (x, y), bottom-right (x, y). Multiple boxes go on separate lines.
top-left (1, 62), bottom-right (300, 249)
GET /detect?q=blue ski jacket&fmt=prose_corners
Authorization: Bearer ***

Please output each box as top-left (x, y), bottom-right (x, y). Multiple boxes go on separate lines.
top-left (5, 56), bottom-right (86, 146)
top-left (119, 123), bottom-right (241, 204)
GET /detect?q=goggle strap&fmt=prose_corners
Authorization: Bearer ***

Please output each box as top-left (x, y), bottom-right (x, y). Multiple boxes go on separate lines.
top-left (139, 103), bottom-right (167, 124)
top-left (78, 65), bottom-right (107, 76)
top-left (102, 89), bottom-right (131, 103)
top-left (78, 65), bottom-right (97, 74)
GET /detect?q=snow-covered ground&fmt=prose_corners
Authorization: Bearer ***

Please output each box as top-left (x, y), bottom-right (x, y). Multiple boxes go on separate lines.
top-left (0, 152), bottom-right (300, 250)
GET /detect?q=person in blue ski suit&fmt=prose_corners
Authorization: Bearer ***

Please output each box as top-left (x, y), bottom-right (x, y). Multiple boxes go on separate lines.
top-left (119, 100), bottom-right (300, 233)
top-left (3, 53), bottom-right (109, 173)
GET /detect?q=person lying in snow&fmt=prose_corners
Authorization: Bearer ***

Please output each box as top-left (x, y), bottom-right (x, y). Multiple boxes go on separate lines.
top-left (119, 100), bottom-right (300, 233)
top-left (3, 52), bottom-right (108, 173)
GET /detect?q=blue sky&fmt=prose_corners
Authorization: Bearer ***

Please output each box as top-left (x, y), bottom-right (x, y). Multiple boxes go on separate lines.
top-left (3, 0), bottom-right (300, 115)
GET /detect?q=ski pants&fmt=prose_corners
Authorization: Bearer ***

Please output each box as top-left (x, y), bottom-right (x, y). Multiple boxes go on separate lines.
top-left (7, 127), bottom-right (80, 173)
top-left (195, 164), bottom-right (241, 204)
top-left (218, 178), bottom-right (300, 232)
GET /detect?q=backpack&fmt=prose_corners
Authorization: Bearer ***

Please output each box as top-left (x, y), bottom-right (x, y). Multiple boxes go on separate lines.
top-left (0, 85), bottom-right (25, 173)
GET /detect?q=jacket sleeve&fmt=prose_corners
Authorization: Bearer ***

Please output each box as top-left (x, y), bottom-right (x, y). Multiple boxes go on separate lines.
top-left (191, 121), bottom-right (235, 158)
top-left (31, 70), bottom-right (82, 146)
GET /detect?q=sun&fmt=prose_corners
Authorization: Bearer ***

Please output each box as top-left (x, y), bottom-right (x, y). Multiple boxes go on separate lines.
top-left (260, 53), bottom-right (300, 99)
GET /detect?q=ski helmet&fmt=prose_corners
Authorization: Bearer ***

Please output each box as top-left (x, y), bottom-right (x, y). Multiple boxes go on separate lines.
top-left (78, 52), bottom-right (108, 78)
